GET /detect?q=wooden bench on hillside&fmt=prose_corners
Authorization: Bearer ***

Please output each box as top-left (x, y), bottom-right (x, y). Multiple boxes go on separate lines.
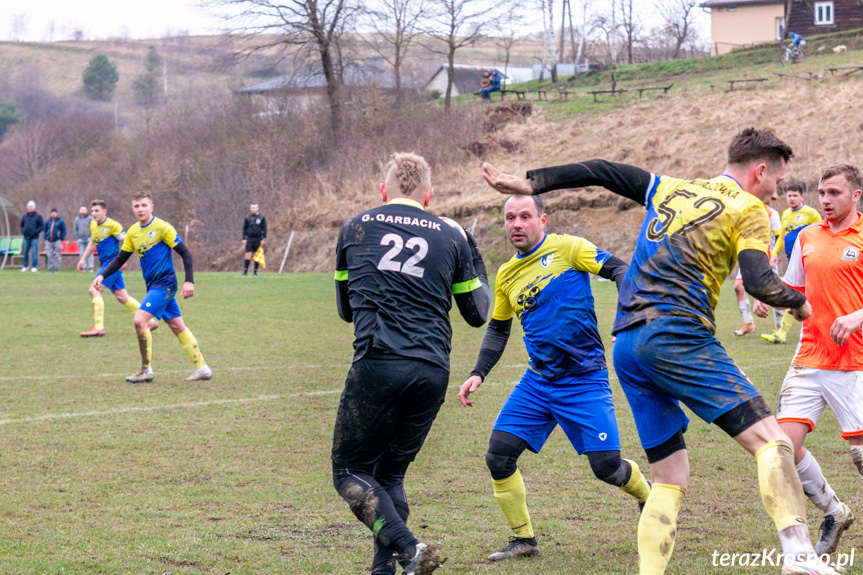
top-left (537, 88), bottom-right (579, 102)
top-left (826, 66), bottom-right (863, 77)
top-left (727, 78), bottom-right (768, 91)
top-left (497, 89), bottom-right (526, 101)
top-left (772, 71), bottom-right (815, 81)
top-left (586, 89), bottom-right (627, 102)
top-left (634, 84), bottom-right (673, 98)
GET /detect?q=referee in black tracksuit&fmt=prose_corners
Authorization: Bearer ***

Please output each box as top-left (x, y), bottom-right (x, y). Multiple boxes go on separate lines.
top-left (242, 203), bottom-right (266, 276)
top-left (332, 153), bottom-right (490, 575)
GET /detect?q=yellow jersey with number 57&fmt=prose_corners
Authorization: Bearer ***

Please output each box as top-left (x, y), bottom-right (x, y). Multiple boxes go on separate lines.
top-left (616, 174), bottom-right (771, 333)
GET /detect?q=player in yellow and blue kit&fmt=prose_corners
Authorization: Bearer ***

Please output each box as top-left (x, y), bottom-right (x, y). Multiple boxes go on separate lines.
top-left (77, 199), bottom-right (158, 337)
top-left (762, 182), bottom-right (823, 344)
top-left (459, 194), bottom-right (650, 562)
top-left (94, 192), bottom-right (211, 384)
top-left (482, 128), bottom-right (842, 575)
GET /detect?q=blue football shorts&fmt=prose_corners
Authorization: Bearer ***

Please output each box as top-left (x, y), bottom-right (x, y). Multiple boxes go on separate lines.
top-left (139, 286), bottom-right (182, 320)
top-left (96, 264), bottom-right (125, 292)
top-left (493, 367), bottom-right (621, 454)
top-left (613, 315), bottom-right (762, 450)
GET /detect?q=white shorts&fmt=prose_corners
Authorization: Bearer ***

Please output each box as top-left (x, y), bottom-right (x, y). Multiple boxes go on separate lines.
top-left (777, 365), bottom-right (863, 440)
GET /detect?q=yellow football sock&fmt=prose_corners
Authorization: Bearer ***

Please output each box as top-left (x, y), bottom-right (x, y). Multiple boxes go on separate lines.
top-left (621, 459), bottom-right (651, 503)
top-left (778, 310), bottom-right (795, 338)
top-left (638, 483), bottom-right (685, 575)
top-left (177, 329), bottom-right (206, 368)
top-left (123, 297), bottom-right (140, 313)
top-left (756, 440), bottom-right (807, 532)
top-left (137, 329), bottom-right (152, 369)
top-left (92, 296), bottom-right (105, 330)
top-left (492, 469), bottom-right (534, 539)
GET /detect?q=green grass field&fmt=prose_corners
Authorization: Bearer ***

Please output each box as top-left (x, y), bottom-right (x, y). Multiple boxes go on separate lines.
top-left (1, 270), bottom-right (861, 574)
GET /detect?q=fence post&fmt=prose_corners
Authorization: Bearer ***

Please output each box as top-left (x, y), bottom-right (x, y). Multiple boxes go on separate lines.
top-left (279, 231), bottom-right (295, 274)
top-left (470, 217), bottom-right (478, 236)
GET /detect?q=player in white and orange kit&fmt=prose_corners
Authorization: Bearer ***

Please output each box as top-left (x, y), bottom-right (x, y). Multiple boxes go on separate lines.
top-left (757, 162), bottom-right (863, 557)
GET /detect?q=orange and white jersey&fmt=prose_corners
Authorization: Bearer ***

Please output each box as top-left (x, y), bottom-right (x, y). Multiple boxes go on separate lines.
top-left (784, 212), bottom-right (863, 370)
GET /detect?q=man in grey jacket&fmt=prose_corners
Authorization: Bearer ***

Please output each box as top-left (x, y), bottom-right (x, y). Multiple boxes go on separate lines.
top-left (73, 206), bottom-right (94, 272)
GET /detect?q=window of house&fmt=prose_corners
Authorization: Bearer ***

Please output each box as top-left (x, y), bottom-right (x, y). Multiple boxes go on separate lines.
top-left (776, 17), bottom-right (786, 40)
top-left (727, 6), bottom-right (737, 11)
top-left (815, 1), bottom-right (834, 25)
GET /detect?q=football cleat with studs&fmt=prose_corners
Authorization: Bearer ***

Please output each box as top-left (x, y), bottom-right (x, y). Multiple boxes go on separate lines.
top-left (126, 367), bottom-right (154, 384)
top-left (185, 365), bottom-right (213, 381)
top-left (488, 537), bottom-right (539, 562)
top-left (80, 327), bottom-right (106, 338)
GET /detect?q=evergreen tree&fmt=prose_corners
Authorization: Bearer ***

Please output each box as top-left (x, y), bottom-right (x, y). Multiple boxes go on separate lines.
top-left (0, 100), bottom-right (21, 140)
top-left (132, 46), bottom-right (162, 109)
top-left (82, 54), bottom-right (119, 101)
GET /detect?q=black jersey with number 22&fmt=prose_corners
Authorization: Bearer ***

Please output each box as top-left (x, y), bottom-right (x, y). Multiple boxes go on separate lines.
top-left (335, 199), bottom-right (483, 371)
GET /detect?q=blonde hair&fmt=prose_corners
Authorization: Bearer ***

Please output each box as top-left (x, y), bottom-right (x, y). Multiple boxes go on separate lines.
top-left (385, 152), bottom-right (431, 196)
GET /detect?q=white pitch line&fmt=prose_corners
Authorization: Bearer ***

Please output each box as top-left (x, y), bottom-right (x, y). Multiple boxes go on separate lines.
top-left (0, 390), bottom-right (341, 426)
top-left (0, 364), bottom-right (326, 382)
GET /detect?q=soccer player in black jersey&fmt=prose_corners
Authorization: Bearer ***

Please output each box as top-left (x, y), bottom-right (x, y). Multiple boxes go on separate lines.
top-left (332, 152), bottom-right (490, 575)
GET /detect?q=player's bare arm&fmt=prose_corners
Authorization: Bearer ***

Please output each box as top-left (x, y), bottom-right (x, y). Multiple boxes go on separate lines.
top-left (481, 163), bottom-right (533, 196)
top-left (830, 308), bottom-right (863, 345)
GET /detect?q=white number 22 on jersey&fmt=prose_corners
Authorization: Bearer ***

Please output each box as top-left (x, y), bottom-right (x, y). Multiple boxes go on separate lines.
top-left (378, 233), bottom-right (428, 278)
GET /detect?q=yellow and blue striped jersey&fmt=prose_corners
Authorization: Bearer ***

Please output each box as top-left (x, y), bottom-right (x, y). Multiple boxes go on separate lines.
top-left (774, 204), bottom-right (821, 259)
top-left (89, 217), bottom-right (125, 265)
top-left (494, 234), bottom-right (610, 379)
top-left (120, 216), bottom-right (182, 289)
top-left (527, 161), bottom-right (772, 334)
top-left (616, 174), bottom-right (770, 332)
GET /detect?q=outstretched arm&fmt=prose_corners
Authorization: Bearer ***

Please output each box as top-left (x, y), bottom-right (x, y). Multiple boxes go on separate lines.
top-left (482, 160), bottom-right (653, 204)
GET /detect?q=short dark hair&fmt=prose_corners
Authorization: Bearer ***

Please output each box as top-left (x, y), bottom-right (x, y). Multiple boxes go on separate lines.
top-left (50, 208), bottom-right (58, 213)
top-left (504, 194), bottom-right (545, 215)
top-left (820, 162), bottom-right (863, 192)
top-left (727, 128), bottom-right (793, 167)
top-left (90, 199), bottom-right (107, 209)
top-left (784, 183), bottom-right (805, 194)
top-left (132, 192), bottom-right (152, 202)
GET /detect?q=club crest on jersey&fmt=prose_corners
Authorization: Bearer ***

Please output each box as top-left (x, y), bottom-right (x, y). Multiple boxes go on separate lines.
top-left (796, 214), bottom-right (804, 221)
top-left (255, 218), bottom-right (261, 224)
top-left (598, 433), bottom-right (607, 441)
top-left (540, 253), bottom-right (555, 268)
top-left (842, 247), bottom-right (859, 262)
top-left (148, 230), bottom-right (156, 239)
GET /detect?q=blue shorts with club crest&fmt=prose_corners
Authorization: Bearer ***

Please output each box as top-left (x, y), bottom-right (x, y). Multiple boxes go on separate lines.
top-left (139, 287), bottom-right (182, 320)
top-left (492, 367), bottom-right (621, 454)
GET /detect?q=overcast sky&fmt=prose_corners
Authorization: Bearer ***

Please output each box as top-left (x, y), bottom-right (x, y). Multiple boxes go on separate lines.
top-left (0, 0), bottom-right (710, 45)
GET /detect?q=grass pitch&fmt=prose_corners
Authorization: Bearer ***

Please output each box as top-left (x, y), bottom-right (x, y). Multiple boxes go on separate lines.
top-left (1, 270), bottom-right (861, 574)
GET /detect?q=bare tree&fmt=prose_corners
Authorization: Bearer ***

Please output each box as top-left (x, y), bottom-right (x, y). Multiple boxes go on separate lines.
top-left (9, 13), bottom-right (29, 42)
top-left (656, 0), bottom-right (698, 60)
top-left (539, 0), bottom-right (558, 82)
top-left (206, 0), bottom-right (361, 134)
top-left (493, 8), bottom-right (523, 83)
top-left (360, 0), bottom-right (428, 99)
top-left (425, 0), bottom-right (503, 111)
top-left (618, 0), bottom-right (639, 64)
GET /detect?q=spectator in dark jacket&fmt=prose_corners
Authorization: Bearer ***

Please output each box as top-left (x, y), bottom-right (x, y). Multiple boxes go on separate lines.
top-left (44, 209), bottom-right (67, 273)
top-left (19, 200), bottom-right (44, 272)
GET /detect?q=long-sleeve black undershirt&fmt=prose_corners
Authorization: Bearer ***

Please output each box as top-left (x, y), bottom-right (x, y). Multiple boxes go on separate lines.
top-left (98, 243), bottom-right (195, 285)
top-left (528, 159), bottom-right (652, 205)
top-left (738, 249), bottom-right (805, 309)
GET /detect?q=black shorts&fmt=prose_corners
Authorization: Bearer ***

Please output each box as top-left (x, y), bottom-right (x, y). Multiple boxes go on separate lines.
top-left (245, 237), bottom-right (262, 254)
top-left (331, 352), bottom-right (449, 471)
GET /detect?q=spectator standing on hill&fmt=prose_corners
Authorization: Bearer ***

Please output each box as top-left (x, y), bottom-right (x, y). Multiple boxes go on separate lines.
top-left (20, 201), bottom-right (43, 272)
top-left (242, 203), bottom-right (266, 276)
top-left (44, 209), bottom-right (67, 273)
top-left (332, 152), bottom-right (489, 575)
top-left (74, 206), bottom-right (94, 272)
top-left (481, 127), bottom-right (843, 575)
